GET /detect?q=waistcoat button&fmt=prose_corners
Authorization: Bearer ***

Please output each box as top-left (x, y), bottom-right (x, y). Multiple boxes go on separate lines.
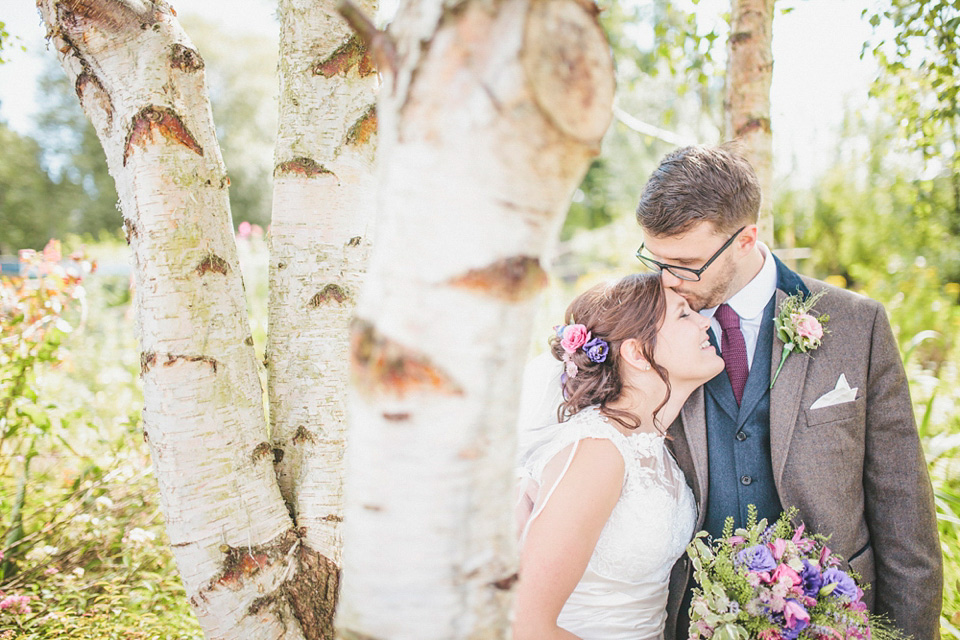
top-left (736, 431), bottom-right (747, 441)
top-left (740, 475), bottom-right (752, 486)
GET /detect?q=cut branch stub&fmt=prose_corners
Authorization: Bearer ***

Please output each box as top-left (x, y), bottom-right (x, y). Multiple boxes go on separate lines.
top-left (345, 106), bottom-right (377, 147)
top-left (521, 0), bottom-right (614, 144)
top-left (312, 35), bottom-right (375, 78)
top-left (274, 157), bottom-right (336, 178)
top-left (448, 256), bottom-right (548, 302)
top-left (123, 106), bottom-right (204, 166)
top-left (336, 0), bottom-right (398, 76)
top-left (351, 320), bottom-right (464, 398)
top-left (170, 43), bottom-right (204, 71)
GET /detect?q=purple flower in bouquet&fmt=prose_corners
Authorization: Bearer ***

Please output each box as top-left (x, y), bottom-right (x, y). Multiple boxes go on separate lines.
top-left (822, 567), bottom-right (858, 599)
top-left (800, 558), bottom-right (823, 597)
top-left (737, 544), bottom-right (777, 572)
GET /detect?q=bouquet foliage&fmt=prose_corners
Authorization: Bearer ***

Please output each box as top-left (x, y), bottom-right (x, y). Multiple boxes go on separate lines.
top-left (685, 506), bottom-right (906, 640)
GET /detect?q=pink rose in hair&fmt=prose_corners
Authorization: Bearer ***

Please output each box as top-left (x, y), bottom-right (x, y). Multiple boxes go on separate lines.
top-left (791, 312), bottom-right (823, 341)
top-left (560, 324), bottom-right (591, 354)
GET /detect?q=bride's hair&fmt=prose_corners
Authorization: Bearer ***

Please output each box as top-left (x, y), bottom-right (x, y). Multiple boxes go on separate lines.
top-left (549, 273), bottom-right (671, 432)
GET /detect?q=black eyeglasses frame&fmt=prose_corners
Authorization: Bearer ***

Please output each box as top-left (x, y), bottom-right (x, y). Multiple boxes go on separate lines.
top-left (634, 226), bottom-right (748, 282)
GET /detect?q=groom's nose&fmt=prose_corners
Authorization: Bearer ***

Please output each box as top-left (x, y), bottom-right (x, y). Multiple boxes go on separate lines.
top-left (659, 268), bottom-right (683, 289)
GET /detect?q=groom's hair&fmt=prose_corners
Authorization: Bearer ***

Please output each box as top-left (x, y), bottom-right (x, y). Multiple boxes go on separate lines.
top-left (635, 143), bottom-right (761, 237)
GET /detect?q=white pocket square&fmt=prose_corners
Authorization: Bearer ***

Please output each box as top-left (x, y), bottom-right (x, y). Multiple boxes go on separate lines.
top-left (810, 374), bottom-right (858, 410)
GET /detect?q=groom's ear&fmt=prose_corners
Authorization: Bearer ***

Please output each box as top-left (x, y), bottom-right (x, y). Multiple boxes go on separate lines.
top-left (735, 224), bottom-right (759, 254)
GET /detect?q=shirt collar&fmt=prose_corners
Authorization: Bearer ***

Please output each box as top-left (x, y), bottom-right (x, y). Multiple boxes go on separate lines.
top-left (702, 242), bottom-right (778, 322)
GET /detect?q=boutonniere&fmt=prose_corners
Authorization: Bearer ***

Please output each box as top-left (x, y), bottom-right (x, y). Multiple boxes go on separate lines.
top-left (771, 290), bottom-right (829, 389)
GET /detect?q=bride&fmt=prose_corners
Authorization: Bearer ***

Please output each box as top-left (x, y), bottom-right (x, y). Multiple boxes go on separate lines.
top-left (512, 273), bottom-right (723, 639)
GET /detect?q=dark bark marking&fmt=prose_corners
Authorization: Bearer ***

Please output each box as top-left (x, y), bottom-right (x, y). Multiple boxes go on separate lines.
top-left (448, 256), bottom-right (547, 302)
top-left (272, 447), bottom-right (285, 464)
top-left (274, 157), bottom-right (336, 178)
top-left (205, 528), bottom-right (299, 591)
top-left (491, 572), bottom-right (519, 590)
top-left (382, 412), bottom-right (411, 422)
top-left (170, 43), bottom-right (204, 71)
top-left (351, 319), bottom-right (464, 398)
top-left (309, 284), bottom-right (350, 307)
top-left (345, 105), bottom-right (377, 147)
top-left (312, 35), bottom-right (375, 78)
top-left (292, 425), bottom-right (318, 446)
top-left (122, 219), bottom-right (139, 245)
top-left (321, 514), bottom-right (343, 523)
top-left (237, 535), bottom-right (340, 640)
top-left (75, 70), bottom-right (114, 127)
top-left (123, 106), bottom-right (204, 166)
top-left (245, 336), bottom-right (254, 346)
top-left (347, 236), bottom-right (362, 247)
top-left (736, 117), bottom-right (772, 136)
top-left (140, 351), bottom-right (157, 375)
top-left (162, 354), bottom-right (219, 373)
top-left (251, 442), bottom-right (272, 463)
top-left (196, 253), bottom-right (230, 276)
top-left (362, 504), bottom-right (382, 512)
top-left (729, 31), bottom-right (752, 45)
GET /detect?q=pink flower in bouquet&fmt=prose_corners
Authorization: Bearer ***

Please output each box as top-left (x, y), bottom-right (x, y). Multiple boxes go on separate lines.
top-left (772, 563), bottom-right (802, 587)
top-left (758, 630), bottom-right (784, 640)
top-left (560, 324), bottom-right (590, 353)
top-left (792, 523), bottom-right (816, 553)
top-left (728, 535), bottom-right (745, 545)
top-left (769, 538), bottom-right (788, 560)
top-left (783, 598), bottom-right (811, 630)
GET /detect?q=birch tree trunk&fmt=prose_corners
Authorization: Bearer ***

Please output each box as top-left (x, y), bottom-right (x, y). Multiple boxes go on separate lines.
top-left (335, 0), bottom-right (615, 635)
top-left (267, 0), bottom-right (378, 629)
top-left (725, 0), bottom-right (775, 245)
top-left (37, 2), bottom-right (327, 637)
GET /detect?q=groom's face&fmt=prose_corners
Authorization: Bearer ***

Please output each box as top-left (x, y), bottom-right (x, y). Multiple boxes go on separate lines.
top-left (640, 222), bottom-right (741, 311)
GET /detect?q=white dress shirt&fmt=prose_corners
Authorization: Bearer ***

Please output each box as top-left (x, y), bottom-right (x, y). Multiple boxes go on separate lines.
top-left (700, 242), bottom-right (778, 371)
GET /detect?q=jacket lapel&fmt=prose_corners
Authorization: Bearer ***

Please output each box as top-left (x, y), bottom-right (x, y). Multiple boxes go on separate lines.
top-left (769, 258), bottom-right (812, 489)
top-left (680, 386), bottom-right (709, 511)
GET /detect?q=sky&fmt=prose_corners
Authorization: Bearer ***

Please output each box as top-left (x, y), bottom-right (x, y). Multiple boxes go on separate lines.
top-left (0, 0), bottom-right (878, 187)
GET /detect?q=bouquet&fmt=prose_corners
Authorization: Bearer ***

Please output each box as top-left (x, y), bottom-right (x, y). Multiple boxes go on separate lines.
top-left (685, 506), bottom-right (906, 640)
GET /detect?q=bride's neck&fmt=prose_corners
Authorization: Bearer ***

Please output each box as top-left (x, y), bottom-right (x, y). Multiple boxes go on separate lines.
top-left (604, 378), bottom-right (698, 433)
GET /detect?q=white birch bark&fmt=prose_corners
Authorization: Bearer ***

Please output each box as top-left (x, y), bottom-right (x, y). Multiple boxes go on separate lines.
top-left (267, 0), bottom-right (378, 627)
top-left (36, 1), bottom-right (307, 637)
top-left (335, 0), bottom-right (615, 636)
top-left (725, 0), bottom-right (775, 245)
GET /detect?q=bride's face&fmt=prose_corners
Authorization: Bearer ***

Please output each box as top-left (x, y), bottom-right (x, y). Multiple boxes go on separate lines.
top-left (652, 289), bottom-right (724, 384)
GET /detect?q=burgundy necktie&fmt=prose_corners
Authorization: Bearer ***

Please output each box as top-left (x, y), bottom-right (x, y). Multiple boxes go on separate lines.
top-left (715, 303), bottom-right (748, 405)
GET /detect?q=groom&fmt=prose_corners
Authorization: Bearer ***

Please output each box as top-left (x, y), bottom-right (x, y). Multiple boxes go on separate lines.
top-left (633, 145), bottom-right (943, 639)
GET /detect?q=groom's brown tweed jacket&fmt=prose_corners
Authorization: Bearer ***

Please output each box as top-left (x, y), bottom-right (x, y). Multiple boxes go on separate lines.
top-left (664, 269), bottom-right (943, 640)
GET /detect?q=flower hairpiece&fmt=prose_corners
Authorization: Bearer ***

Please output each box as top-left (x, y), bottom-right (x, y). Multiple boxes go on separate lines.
top-left (554, 324), bottom-right (609, 379)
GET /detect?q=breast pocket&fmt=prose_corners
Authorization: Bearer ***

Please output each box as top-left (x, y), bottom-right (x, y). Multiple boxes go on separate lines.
top-left (804, 394), bottom-right (865, 428)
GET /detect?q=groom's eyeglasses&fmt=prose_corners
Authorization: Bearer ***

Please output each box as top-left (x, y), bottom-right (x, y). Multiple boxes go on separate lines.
top-left (635, 226), bottom-right (746, 282)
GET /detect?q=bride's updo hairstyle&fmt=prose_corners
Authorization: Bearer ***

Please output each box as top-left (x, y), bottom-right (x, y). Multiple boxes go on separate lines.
top-left (549, 273), bottom-right (671, 432)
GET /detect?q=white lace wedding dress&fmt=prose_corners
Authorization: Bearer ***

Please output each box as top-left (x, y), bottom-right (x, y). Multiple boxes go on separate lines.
top-left (517, 405), bottom-right (697, 640)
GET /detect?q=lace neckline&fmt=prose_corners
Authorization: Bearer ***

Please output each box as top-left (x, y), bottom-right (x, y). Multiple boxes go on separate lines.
top-left (581, 406), bottom-right (666, 442)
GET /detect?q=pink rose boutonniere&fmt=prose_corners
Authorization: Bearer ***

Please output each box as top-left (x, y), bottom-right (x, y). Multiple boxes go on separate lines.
top-left (771, 291), bottom-right (829, 389)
